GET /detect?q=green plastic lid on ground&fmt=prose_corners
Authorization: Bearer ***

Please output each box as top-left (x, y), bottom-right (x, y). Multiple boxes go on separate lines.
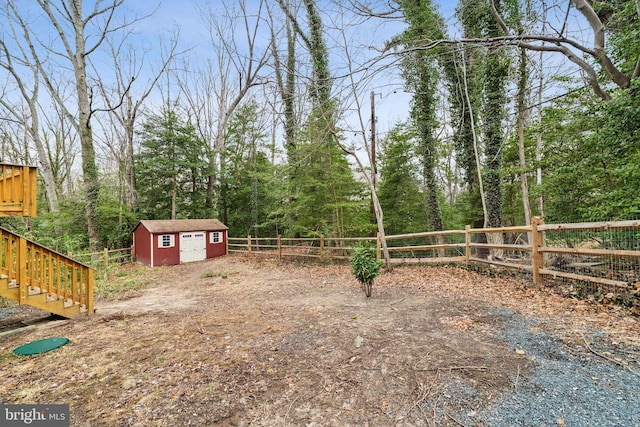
top-left (13, 337), bottom-right (70, 356)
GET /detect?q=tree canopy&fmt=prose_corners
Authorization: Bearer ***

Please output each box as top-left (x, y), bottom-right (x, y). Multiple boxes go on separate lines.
top-left (0, 0), bottom-right (638, 252)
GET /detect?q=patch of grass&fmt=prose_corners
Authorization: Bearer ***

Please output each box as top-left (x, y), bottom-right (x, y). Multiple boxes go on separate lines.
top-left (0, 352), bottom-right (19, 362)
top-left (94, 264), bottom-right (153, 301)
top-left (202, 270), bottom-right (238, 278)
top-left (95, 278), bottom-right (148, 300)
top-left (0, 296), bottom-right (14, 308)
top-left (202, 271), bottom-right (218, 278)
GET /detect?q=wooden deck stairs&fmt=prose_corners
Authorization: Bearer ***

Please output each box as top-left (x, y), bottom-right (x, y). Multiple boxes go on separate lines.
top-left (0, 227), bottom-right (94, 318)
top-left (0, 163), bottom-right (94, 318)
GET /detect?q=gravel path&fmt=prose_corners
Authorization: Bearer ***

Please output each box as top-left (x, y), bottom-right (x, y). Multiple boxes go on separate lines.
top-left (472, 308), bottom-right (640, 427)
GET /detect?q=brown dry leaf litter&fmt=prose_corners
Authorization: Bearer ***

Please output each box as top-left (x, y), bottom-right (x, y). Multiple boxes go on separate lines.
top-left (0, 255), bottom-right (637, 426)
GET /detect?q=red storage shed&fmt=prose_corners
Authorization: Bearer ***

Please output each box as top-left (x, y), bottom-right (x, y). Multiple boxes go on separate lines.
top-left (132, 219), bottom-right (228, 267)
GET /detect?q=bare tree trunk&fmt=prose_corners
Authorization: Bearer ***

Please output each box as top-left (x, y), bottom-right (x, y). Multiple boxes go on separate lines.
top-left (334, 136), bottom-right (392, 270)
top-left (11, 0), bottom-right (129, 250)
top-left (536, 46), bottom-right (545, 218)
top-left (459, 45), bottom-right (488, 225)
top-left (517, 48), bottom-right (532, 243)
top-left (178, 0), bottom-right (269, 217)
top-left (336, 28), bottom-right (393, 267)
top-left (75, 60), bottom-right (101, 252)
top-left (0, 35), bottom-right (59, 211)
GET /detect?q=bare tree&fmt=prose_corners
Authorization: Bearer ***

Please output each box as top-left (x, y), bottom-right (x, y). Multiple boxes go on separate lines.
top-left (516, 47), bottom-right (532, 240)
top-left (343, 68), bottom-right (392, 265)
top-left (176, 0), bottom-right (270, 215)
top-left (41, 93), bottom-right (79, 198)
top-left (0, 6), bottom-right (59, 210)
top-left (94, 31), bottom-right (181, 213)
top-left (486, 0), bottom-right (636, 101)
top-left (4, 0), bottom-right (134, 250)
top-left (267, 0), bottom-right (299, 157)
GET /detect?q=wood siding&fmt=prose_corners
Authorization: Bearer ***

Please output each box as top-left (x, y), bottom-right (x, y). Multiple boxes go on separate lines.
top-left (133, 220), bottom-right (228, 267)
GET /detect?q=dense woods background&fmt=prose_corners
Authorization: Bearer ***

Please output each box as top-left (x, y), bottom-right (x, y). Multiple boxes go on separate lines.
top-left (0, 0), bottom-right (638, 254)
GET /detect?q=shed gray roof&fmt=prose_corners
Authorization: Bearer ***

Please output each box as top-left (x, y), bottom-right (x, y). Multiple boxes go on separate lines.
top-left (136, 219), bottom-right (228, 234)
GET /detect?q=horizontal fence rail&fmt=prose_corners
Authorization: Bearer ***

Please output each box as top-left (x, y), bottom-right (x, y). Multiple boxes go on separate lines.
top-left (228, 236), bottom-right (376, 260)
top-left (97, 218), bottom-right (639, 307)
top-left (70, 247), bottom-right (133, 267)
top-left (226, 217), bottom-right (640, 300)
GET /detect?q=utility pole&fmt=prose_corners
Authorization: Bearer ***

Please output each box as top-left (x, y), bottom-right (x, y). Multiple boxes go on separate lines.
top-left (370, 91), bottom-right (376, 187)
top-left (369, 91), bottom-right (378, 230)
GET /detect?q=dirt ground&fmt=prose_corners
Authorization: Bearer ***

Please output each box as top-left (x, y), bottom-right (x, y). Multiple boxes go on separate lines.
top-left (1, 255), bottom-right (638, 426)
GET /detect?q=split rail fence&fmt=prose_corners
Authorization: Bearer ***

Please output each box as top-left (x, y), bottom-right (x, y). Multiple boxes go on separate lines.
top-left (228, 217), bottom-right (640, 297)
top-left (78, 217), bottom-right (639, 302)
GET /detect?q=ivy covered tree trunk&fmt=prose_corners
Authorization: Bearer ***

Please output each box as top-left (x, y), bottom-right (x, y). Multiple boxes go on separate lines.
top-left (397, 0), bottom-right (445, 233)
top-left (276, 0), bottom-right (366, 239)
top-left (483, 50), bottom-right (507, 229)
top-left (480, 0), bottom-right (510, 258)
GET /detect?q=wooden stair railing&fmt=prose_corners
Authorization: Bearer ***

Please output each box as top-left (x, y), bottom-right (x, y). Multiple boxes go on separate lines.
top-left (0, 227), bottom-right (94, 318)
top-left (0, 164), bottom-right (37, 217)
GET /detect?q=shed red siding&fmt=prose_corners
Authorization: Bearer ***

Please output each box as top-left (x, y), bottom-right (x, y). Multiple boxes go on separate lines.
top-left (133, 225), bottom-right (152, 266)
top-left (132, 219), bottom-right (228, 267)
top-left (206, 230), bottom-right (227, 258)
top-left (153, 233), bottom-right (181, 266)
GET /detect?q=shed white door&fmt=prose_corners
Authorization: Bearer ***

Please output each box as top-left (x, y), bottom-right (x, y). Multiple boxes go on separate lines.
top-left (179, 231), bottom-right (206, 263)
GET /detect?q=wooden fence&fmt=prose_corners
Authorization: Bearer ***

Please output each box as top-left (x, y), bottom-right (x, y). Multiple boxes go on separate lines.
top-left (82, 217), bottom-right (639, 299)
top-left (228, 217), bottom-right (640, 295)
top-left (69, 247), bottom-right (133, 268)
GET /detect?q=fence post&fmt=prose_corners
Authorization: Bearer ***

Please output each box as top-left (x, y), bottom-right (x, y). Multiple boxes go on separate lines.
top-left (376, 233), bottom-right (381, 260)
top-left (531, 216), bottom-right (543, 286)
top-left (465, 225), bottom-right (471, 265)
top-left (247, 235), bottom-right (252, 254)
top-left (277, 235), bottom-right (282, 260)
top-left (320, 235), bottom-right (324, 259)
top-left (104, 248), bottom-right (109, 268)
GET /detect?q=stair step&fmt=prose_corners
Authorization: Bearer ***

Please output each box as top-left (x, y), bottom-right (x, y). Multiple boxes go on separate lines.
top-left (21, 292), bottom-right (82, 318)
top-left (0, 285), bottom-right (19, 300)
top-left (0, 220), bottom-right (93, 318)
top-left (0, 279), bottom-right (84, 319)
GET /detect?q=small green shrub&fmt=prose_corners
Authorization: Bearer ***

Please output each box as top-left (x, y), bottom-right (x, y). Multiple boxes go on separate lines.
top-left (350, 242), bottom-right (381, 297)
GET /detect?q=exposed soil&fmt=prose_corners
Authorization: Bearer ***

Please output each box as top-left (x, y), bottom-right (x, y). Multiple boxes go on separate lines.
top-left (1, 255), bottom-right (638, 426)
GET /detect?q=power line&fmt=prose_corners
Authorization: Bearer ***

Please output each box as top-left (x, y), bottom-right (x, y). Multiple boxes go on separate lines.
top-left (524, 87), bottom-right (584, 111)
